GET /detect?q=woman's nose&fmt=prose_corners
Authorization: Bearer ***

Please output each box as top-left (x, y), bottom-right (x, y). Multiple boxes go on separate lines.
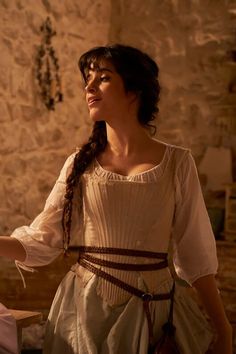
top-left (85, 80), bottom-right (97, 93)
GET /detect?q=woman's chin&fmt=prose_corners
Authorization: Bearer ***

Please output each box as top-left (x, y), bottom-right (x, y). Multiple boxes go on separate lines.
top-left (89, 114), bottom-right (104, 122)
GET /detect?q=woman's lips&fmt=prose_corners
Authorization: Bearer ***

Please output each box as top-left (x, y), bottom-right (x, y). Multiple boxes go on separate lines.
top-left (88, 97), bottom-right (101, 107)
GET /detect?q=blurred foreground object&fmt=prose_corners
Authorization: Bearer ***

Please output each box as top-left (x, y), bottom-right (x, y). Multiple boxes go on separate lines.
top-left (0, 303), bottom-right (18, 354)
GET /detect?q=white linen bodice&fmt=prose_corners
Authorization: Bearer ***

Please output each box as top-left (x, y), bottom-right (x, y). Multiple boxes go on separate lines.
top-left (11, 144), bottom-right (218, 305)
top-left (81, 146), bottom-right (175, 252)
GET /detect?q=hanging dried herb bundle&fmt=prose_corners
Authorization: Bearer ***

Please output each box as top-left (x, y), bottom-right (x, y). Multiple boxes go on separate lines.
top-left (36, 17), bottom-right (63, 110)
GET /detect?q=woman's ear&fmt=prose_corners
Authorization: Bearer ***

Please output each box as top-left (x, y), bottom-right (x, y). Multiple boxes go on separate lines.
top-left (128, 90), bottom-right (141, 105)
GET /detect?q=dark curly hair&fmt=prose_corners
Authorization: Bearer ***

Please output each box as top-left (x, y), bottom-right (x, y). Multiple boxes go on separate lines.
top-left (62, 44), bottom-right (161, 251)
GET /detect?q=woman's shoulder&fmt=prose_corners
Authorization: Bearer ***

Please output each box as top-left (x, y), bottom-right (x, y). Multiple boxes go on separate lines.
top-left (152, 139), bottom-right (191, 161)
top-left (57, 151), bottom-right (78, 182)
top-left (148, 139), bottom-right (193, 179)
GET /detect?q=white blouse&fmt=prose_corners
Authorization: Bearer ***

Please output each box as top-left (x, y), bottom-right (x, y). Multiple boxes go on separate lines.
top-left (11, 144), bottom-right (218, 303)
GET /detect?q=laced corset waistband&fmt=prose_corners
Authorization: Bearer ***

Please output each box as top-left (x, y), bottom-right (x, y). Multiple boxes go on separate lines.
top-left (77, 246), bottom-right (174, 348)
top-left (76, 246), bottom-right (171, 303)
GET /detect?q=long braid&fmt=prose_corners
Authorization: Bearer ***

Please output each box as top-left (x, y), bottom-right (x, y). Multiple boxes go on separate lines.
top-left (62, 120), bottom-right (107, 253)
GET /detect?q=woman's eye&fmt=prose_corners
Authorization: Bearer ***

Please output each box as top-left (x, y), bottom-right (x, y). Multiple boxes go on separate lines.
top-left (85, 74), bottom-right (91, 83)
top-left (100, 76), bottom-right (110, 82)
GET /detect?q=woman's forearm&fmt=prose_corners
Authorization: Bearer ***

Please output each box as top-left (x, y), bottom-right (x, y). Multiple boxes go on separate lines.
top-left (192, 274), bottom-right (231, 332)
top-left (0, 236), bottom-right (26, 262)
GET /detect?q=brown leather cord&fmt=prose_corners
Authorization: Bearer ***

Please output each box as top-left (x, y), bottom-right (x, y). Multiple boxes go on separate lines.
top-left (77, 246), bottom-right (174, 348)
top-left (78, 252), bottom-right (168, 271)
top-left (167, 282), bottom-right (175, 324)
top-left (78, 245), bottom-right (167, 259)
top-left (78, 257), bottom-right (171, 301)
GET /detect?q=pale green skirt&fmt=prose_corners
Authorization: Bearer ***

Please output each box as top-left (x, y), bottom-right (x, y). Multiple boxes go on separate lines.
top-left (43, 267), bottom-right (213, 354)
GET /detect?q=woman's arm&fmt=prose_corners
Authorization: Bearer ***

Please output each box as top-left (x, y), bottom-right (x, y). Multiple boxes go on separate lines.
top-left (172, 152), bottom-right (232, 352)
top-left (0, 236), bottom-right (26, 262)
top-left (0, 153), bottom-right (76, 269)
top-left (193, 274), bottom-right (232, 354)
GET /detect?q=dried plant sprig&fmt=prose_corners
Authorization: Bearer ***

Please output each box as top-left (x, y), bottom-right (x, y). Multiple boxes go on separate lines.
top-left (36, 17), bottom-right (63, 110)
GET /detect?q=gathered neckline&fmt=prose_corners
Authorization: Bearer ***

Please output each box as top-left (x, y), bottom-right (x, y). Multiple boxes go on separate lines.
top-left (94, 144), bottom-right (170, 180)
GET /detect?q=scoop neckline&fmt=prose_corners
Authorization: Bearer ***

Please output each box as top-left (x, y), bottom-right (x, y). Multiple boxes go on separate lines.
top-left (94, 144), bottom-right (169, 179)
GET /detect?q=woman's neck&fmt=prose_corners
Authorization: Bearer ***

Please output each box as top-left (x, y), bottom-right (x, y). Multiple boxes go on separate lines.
top-left (105, 123), bottom-right (152, 157)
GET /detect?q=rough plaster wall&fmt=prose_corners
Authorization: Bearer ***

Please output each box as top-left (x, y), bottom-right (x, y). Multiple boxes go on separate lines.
top-left (0, 0), bottom-right (111, 234)
top-left (1, 0), bottom-right (236, 235)
top-left (109, 0), bottom-right (236, 163)
top-left (0, 1), bottom-right (236, 349)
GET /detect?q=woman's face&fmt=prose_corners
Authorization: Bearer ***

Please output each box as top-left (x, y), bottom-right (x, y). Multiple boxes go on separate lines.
top-left (84, 60), bottom-right (135, 123)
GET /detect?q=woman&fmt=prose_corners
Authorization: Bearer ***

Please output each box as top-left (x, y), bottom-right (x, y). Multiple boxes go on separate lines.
top-left (0, 44), bottom-right (232, 353)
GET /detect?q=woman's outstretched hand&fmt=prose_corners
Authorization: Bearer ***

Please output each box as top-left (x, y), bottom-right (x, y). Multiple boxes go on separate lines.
top-left (206, 323), bottom-right (233, 354)
top-left (193, 275), bottom-right (233, 354)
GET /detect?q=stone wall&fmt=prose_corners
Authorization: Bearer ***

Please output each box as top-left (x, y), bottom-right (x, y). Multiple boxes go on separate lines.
top-left (0, 0), bottom-right (236, 350)
top-left (0, 0), bottom-right (236, 235)
top-left (0, 0), bottom-right (111, 235)
top-left (109, 0), bottom-right (236, 167)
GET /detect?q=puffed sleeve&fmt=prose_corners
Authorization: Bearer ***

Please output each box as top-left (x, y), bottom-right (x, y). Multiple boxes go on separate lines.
top-left (11, 153), bottom-right (76, 268)
top-left (172, 151), bottom-right (218, 285)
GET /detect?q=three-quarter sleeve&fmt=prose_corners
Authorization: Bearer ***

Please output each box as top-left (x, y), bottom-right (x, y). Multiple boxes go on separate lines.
top-left (11, 153), bottom-right (76, 268)
top-left (172, 151), bottom-right (218, 285)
